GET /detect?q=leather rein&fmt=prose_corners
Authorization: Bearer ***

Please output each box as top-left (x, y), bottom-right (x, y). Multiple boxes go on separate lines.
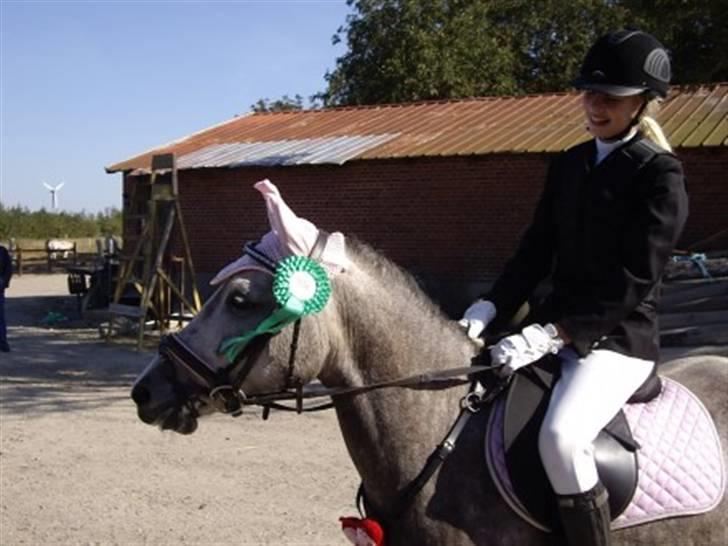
top-left (157, 234), bottom-right (508, 523)
top-left (159, 303), bottom-right (500, 419)
top-left (159, 234), bottom-right (501, 419)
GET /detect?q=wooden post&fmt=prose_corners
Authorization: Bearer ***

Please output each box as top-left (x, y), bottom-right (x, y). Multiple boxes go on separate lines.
top-left (16, 247), bottom-right (23, 276)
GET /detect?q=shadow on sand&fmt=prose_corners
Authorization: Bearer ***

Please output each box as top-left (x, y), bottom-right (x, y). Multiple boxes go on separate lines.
top-left (2, 294), bottom-right (154, 417)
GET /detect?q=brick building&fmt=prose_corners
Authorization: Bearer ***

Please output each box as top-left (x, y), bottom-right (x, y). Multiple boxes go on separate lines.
top-left (107, 84), bottom-right (728, 312)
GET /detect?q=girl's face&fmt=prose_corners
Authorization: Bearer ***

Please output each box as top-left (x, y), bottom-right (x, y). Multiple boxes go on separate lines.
top-left (582, 91), bottom-right (645, 140)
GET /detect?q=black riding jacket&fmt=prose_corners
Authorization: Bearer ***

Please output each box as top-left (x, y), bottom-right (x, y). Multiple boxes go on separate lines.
top-left (0, 245), bottom-right (11, 290)
top-left (487, 133), bottom-right (689, 362)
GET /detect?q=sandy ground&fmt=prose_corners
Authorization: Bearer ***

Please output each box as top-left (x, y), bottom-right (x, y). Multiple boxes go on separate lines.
top-left (1, 274), bottom-right (358, 546)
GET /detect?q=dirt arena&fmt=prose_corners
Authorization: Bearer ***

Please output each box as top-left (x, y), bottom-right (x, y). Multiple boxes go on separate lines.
top-left (0, 274), bottom-right (358, 545)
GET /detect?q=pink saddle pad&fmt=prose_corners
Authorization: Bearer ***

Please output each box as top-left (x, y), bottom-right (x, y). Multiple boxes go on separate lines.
top-left (485, 376), bottom-right (726, 531)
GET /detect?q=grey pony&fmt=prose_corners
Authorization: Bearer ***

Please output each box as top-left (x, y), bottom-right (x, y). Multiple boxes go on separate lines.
top-left (132, 238), bottom-right (728, 546)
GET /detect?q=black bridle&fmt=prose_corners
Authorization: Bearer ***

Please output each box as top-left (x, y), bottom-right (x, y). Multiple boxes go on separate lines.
top-left (159, 329), bottom-right (276, 417)
top-left (155, 234), bottom-right (510, 525)
top-left (157, 234), bottom-right (504, 418)
top-left (158, 298), bottom-right (502, 419)
top-left (158, 234), bottom-right (329, 417)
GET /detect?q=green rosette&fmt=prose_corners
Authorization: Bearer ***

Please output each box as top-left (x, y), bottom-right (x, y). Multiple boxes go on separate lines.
top-left (218, 256), bottom-right (331, 363)
top-left (273, 255), bottom-right (331, 315)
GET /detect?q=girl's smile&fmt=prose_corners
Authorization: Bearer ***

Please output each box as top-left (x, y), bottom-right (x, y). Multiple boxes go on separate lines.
top-left (583, 91), bottom-right (645, 140)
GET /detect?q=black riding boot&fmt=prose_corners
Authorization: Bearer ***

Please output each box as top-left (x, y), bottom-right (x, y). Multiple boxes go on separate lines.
top-left (556, 482), bottom-right (612, 546)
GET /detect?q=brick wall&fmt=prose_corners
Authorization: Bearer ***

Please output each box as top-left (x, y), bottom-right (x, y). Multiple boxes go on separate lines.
top-left (174, 154), bottom-right (550, 280)
top-left (678, 147), bottom-right (728, 250)
top-left (125, 147), bottom-right (726, 310)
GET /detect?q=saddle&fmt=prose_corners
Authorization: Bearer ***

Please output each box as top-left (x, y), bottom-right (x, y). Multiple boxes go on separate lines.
top-left (498, 359), bottom-right (659, 527)
top-left (484, 359), bottom-right (725, 531)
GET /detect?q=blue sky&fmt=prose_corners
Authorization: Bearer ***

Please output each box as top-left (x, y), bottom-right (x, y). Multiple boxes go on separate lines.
top-left (0, 0), bottom-right (350, 213)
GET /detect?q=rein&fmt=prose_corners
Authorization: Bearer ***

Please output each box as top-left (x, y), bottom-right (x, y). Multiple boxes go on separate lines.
top-left (158, 236), bottom-right (509, 523)
top-left (160, 234), bottom-right (504, 417)
top-left (357, 367), bottom-right (511, 523)
top-left (161, 331), bottom-right (501, 416)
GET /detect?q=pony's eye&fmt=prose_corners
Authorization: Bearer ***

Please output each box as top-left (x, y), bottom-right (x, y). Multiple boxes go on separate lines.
top-left (228, 292), bottom-right (255, 312)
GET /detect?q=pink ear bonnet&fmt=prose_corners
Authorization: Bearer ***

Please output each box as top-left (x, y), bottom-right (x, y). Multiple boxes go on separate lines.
top-left (210, 179), bottom-right (349, 284)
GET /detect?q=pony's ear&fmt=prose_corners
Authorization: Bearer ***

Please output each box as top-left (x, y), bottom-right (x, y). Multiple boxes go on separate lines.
top-left (320, 231), bottom-right (349, 275)
top-left (255, 179), bottom-right (318, 257)
top-left (255, 179), bottom-right (349, 274)
top-left (209, 180), bottom-right (349, 285)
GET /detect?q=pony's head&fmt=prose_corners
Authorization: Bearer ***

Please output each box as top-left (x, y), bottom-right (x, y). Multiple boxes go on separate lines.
top-left (130, 180), bottom-right (349, 434)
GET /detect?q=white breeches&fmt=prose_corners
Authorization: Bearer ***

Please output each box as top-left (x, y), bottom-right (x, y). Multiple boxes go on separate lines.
top-left (538, 348), bottom-right (654, 495)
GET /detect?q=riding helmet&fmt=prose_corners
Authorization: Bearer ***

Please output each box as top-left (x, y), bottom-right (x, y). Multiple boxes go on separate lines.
top-left (573, 30), bottom-right (671, 98)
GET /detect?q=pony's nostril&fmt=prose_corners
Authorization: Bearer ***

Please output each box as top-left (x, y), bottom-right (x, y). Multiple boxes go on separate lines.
top-left (131, 384), bottom-right (150, 406)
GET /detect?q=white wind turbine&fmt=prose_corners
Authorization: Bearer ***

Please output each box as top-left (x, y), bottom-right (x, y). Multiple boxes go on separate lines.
top-left (43, 182), bottom-right (65, 210)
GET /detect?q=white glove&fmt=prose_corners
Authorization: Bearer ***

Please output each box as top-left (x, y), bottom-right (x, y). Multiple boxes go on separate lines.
top-left (492, 323), bottom-right (564, 377)
top-left (459, 299), bottom-right (497, 340)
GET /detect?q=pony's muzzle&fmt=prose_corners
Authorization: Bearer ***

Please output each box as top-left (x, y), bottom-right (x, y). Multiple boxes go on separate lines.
top-left (130, 382), bottom-right (150, 407)
top-left (130, 383), bottom-right (157, 424)
top-left (130, 356), bottom-right (180, 426)
top-left (131, 381), bottom-right (167, 426)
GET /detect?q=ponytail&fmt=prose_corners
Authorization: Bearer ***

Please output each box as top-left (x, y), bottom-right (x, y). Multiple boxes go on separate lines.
top-left (639, 99), bottom-right (672, 152)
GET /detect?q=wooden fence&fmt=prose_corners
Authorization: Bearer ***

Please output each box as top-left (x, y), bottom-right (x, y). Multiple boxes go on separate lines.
top-left (4, 238), bottom-right (115, 275)
top-left (13, 244), bottom-right (78, 274)
top-left (659, 276), bottom-right (728, 347)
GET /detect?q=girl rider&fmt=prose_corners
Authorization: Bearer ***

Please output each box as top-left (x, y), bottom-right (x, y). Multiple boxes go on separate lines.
top-left (460, 30), bottom-right (688, 546)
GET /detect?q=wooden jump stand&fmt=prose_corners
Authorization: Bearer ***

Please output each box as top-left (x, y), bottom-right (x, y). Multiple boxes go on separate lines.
top-left (106, 153), bottom-right (201, 350)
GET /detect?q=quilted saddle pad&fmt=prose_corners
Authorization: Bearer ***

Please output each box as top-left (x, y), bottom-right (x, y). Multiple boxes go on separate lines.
top-left (485, 376), bottom-right (726, 531)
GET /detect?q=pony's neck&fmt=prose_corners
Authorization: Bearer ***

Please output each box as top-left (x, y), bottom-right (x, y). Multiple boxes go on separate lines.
top-left (320, 255), bottom-right (478, 514)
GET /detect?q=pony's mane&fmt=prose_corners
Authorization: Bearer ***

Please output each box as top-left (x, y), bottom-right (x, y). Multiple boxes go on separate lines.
top-left (342, 237), bottom-right (451, 321)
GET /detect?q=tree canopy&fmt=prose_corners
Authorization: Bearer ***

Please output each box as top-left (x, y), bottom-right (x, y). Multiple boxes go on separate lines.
top-left (317, 0), bottom-right (728, 107)
top-left (250, 94), bottom-right (306, 112)
top-left (0, 205), bottom-right (122, 240)
top-left (633, 0), bottom-right (728, 84)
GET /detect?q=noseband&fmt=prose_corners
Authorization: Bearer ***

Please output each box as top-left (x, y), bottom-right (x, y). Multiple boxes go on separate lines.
top-left (159, 233), bottom-right (331, 417)
top-left (159, 329), bottom-right (276, 416)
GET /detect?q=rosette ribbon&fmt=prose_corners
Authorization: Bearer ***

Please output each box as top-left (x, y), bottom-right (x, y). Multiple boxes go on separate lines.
top-left (218, 255), bottom-right (332, 363)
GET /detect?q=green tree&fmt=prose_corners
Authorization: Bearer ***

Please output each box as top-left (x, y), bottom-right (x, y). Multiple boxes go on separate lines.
top-left (320, 0), bottom-right (519, 106)
top-left (319, 0), bottom-right (726, 106)
top-left (623, 0), bottom-right (728, 83)
top-left (251, 94), bottom-right (305, 112)
top-left (0, 204), bottom-right (123, 240)
top-left (496, 0), bottom-right (631, 93)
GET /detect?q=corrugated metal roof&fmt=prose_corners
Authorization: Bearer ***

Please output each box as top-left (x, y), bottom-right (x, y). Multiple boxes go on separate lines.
top-left (176, 135), bottom-right (398, 169)
top-left (107, 83), bottom-right (728, 173)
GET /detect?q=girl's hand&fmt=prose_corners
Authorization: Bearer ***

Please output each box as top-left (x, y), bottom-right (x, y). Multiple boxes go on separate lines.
top-left (492, 323), bottom-right (564, 376)
top-left (459, 299), bottom-right (497, 339)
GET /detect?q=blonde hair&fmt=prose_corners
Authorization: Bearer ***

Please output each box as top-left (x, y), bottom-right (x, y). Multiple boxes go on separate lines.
top-left (639, 99), bottom-right (672, 151)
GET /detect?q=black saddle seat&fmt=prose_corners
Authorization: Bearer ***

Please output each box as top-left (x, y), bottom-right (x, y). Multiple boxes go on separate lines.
top-left (502, 359), bottom-right (651, 529)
